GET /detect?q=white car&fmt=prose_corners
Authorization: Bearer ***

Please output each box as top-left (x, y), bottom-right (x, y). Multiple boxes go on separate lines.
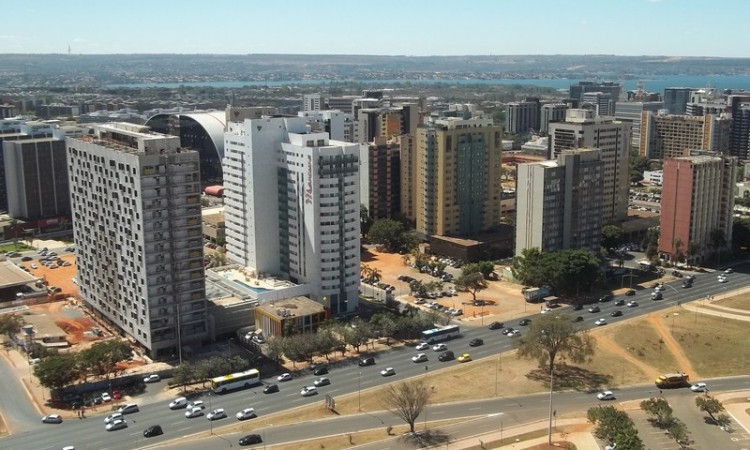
top-left (143, 374), bottom-right (161, 383)
top-left (626, 301), bottom-right (638, 308)
top-left (595, 318), bottom-right (607, 326)
top-left (313, 377), bottom-right (331, 387)
top-left (206, 408), bottom-right (227, 421)
top-left (185, 407), bottom-right (204, 418)
top-left (380, 367), bottom-right (396, 377)
top-left (300, 386), bottom-right (318, 397)
top-left (725, 268), bottom-right (734, 274)
top-left (235, 408), bottom-right (256, 420)
top-left (507, 329), bottom-right (521, 337)
top-left (415, 342), bottom-right (430, 351)
top-left (41, 414), bottom-right (63, 424)
top-left (105, 419), bottom-right (128, 431)
top-left (277, 372), bottom-right (292, 382)
top-left (30, 263), bottom-right (38, 269)
top-left (691, 382), bottom-right (708, 392)
top-left (103, 413), bottom-right (123, 424)
top-left (718, 275), bottom-right (728, 283)
top-left (187, 400), bottom-right (205, 410)
top-left (101, 392), bottom-right (112, 402)
top-left (432, 343), bottom-right (447, 352)
top-left (541, 307), bottom-right (551, 314)
top-left (597, 390), bottom-right (616, 400)
top-left (412, 353), bottom-right (428, 363)
top-left (168, 397), bottom-right (188, 409)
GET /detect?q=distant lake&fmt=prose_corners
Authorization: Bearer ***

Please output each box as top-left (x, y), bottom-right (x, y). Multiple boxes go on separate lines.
top-left (108, 74), bottom-right (750, 92)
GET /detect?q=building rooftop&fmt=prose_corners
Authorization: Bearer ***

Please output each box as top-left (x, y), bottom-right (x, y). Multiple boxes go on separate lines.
top-left (257, 296), bottom-right (325, 319)
top-left (0, 261), bottom-right (40, 289)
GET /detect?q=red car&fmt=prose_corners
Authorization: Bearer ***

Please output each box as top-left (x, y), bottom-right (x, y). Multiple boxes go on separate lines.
top-left (112, 391), bottom-right (123, 400)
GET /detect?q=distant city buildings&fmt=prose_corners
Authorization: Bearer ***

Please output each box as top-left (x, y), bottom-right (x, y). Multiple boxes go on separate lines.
top-left (67, 122), bottom-right (208, 358)
top-left (360, 137), bottom-right (401, 220)
top-left (570, 81), bottom-right (622, 104)
top-left (614, 101), bottom-right (663, 151)
top-left (640, 111), bottom-right (730, 159)
top-left (505, 99), bottom-right (540, 134)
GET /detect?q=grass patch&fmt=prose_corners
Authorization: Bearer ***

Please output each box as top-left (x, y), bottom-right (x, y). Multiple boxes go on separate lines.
top-left (672, 313), bottom-right (750, 377)
top-left (712, 294), bottom-right (750, 311)
top-left (602, 317), bottom-right (679, 374)
top-left (260, 424), bottom-right (410, 450)
top-left (0, 242), bottom-right (31, 253)
top-left (576, 339), bottom-right (648, 388)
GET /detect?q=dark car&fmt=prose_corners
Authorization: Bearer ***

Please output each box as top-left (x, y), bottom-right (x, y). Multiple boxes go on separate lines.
top-left (438, 350), bottom-right (455, 362)
top-left (610, 310), bottom-right (623, 317)
top-left (310, 362), bottom-right (327, 373)
top-left (488, 321), bottom-right (504, 330)
top-left (614, 299), bottom-right (625, 306)
top-left (572, 316), bottom-right (584, 322)
top-left (21, 256), bottom-right (33, 261)
top-left (572, 304), bottom-right (583, 311)
top-left (358, 357), bottom-right (375, 367)
top-left (588, 306), bottom-right (601, 313)
top-left (239, 434), bottom-right (263, 445)
top-left (263, 384), bottom-right (279, 394)
top-left (502, 327), bottom-right (514, 335)
top-left (519, 319), bottom-right (531, 326)
top-left (625, 289), bottom-right (636, 296)
top-left (143, 425), bottom-right (163, 438)
top-left (469, 338), bottom-right (484, 347)
top-left (598, 295), bottom-right (613, 303)
top-left (313, 366), bottom-right (329, 376)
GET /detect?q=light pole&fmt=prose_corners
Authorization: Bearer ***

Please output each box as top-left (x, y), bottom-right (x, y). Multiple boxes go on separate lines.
top-left (358, 371), bottom-right (362, 412)
top-left (208, 392), bottom-right (213, 435)
top-left (547, 367), bottom-right (554, 445)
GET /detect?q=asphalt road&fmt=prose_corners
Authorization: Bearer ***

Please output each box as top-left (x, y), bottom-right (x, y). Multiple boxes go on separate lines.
top-left (3, 260), bottom-right (750, 450)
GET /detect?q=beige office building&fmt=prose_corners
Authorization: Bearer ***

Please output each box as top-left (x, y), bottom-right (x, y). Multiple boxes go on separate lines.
top-left (640, 112), bottom-right (731, 160)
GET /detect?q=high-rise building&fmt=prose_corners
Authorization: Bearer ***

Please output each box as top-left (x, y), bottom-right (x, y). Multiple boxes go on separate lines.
top-left (3, 137), bottom-right (70, 219)
top-left (581, 91), bottom-right (615, 116)
top-left (615, 101), bottom-right (663, 151)
top-left (727, 93), bottom-right (750, 159)
top-left (414, 116), bottom-right (503, 237)
top-left (663, 87), bottom-right (696, 115)
top-left (397, 134), bottom-right (418, 221)
top-left (548, 109), bottom-right (631, 224)
top-left (640, 112), bottom-right (730, 159)
top-left (505, 100), bottom-right (540, 134)
top-left (223, 117), bottom-right (361, 315)
top-left (540, 103), bottom-right (568, 134)
top-left (357, 104), bottom-right (419, 144)
top-left (515, 148), bottom-right (603, 255)
top-left (360, 137), bottom-right (400, 220)
top-left (303, 93), bottom-right (322, 112)
top-left (67, 123), bottom-right (207, 358)
top-left (659, 154), bottom-right (736, 263)
top-left (570, 81), bottom-right (622, 103)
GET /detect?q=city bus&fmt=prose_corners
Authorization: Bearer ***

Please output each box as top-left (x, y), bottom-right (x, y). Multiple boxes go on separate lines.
top-left (421, 325), bottom-right (460, 344)
top-left (210, 369), bottom-right (261, 394)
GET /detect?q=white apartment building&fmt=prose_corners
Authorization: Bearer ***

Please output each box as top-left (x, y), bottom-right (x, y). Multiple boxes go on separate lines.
top-left (67, 123), bottom-right (207, 358)
top-left (223, 117), bottom-right (361, 315)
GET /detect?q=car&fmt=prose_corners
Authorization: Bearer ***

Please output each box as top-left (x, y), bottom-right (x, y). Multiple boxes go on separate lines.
top-left (143, 374), bottom-right (161, 383)
top-left (469, 338), bottom-right (484, 347)
top-left (101, 392), bottom-right (112, 402)
top-left (65, 246), bottom-right (75, 252)
top-left (236, 408), bottom-right (257, 420)
top-left (263, 384), bottom-right (279, 394)
top-left (604, 443), bottom-right (617, 450)
top-left (168, 397), bottom-right (188, 409)
top-left (277, 372), bottom-right (292, 382)
top-left (718, 276), bottom-right (728, 283)
top-left (187, 400), bottom-right (205, 410)
top-left (572, 316), bottom-right (584, 322)
top-left (143, 425), bottom-right (163, 437)
top-left (690, 383), bottom-right (708, 393)
top-left (106, 419), bottom-right (128, 431)
top-left (380, 367), bottom-right (396, 377)
top-left (104, 412), bottom-right (124, 424)
top-left (651, 291), bottom-right (663, 300)
top-left (457, 353), bottom-right (472, 363)
top-left (415, 342), bottom-right (430, 351)
top-left (572, 304), bottom-right (584, 311)
top-left (519, 319), bottom-right (531, 326)
top-left (358, 357), bottom-right (375, 367)
top-left (686, 274), bottom-right (696, 281)
top-left (625, 289), bottom-right (636, 296)
top-left (185, 407), bottom-right (204, 418)
top-left (300, 386), bottom-right (318, 397)
top-left (412, 353), bottom-right (429, 363)
top-left (118, 403), bottom-right (139, 414)
top-left (451, 308), bottom-right (463, 316)
top-left (313, 366), bottom-right (329, 376)
top-left (598, 295), bottom-right (613, 303)
top-left (488, 321), bottom-right (504, 330)
top-left (614, 299), bottom-right (625, 306)
top-left (21, 256), bottom-right (32, 261)
top-left (41, 414), bottom-right (63, 424)
top-left (239, 434), bottom-right (263, 445)
top-left (30, 263), bottom-right (37, 269)
top-left (207, 408), bottom-right (227, 421)
top-left (432, 343), bottom-right (448, 352)
top-left (588, 306), bottom-right (600, 313)
top-left (626, 301), bottom-right (638, 307)
top-left (314, 377), bottom-right (331, 387)
top-left (507, 330), bottom-right (521, 337)
top-left (610, 310), bottom-right (623, 317)
top-left (682, 282), bottom-right (692, 288)
top-left (541, 307), bottom-right (552, 314)
top-left (501, 327), bottom-right (514, 335)
top-left (438, 350), bottom-right (455, 362)
top-left (597, 390), bottom-right (616, 400)
top-left (725, 268), bottom-right (734, 274)
top-left (595, 318), bottom-right (608, 326)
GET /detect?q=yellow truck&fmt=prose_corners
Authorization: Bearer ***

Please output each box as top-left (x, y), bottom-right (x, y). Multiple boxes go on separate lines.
top-left (655, 372), bottom-right (689, 388)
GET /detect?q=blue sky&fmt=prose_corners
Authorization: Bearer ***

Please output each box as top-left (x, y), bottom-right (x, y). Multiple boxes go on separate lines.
top-left (4, 0), bottom-right (748, 57)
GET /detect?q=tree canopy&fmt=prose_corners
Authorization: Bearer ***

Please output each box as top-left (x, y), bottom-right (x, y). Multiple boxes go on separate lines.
top-left (454, 271), bottom-right (488, 303)
top-left (587, 405), bottom-right (645, 450)
top-left (34, 354), bottom-right (79, 390)
top-left (512, 248), bottom-right (601, 296)
top-left (601, 225), bottom-right (624, 250)
top-left (366, 219), bottom-right (419, 252)
top-left (515, 314), bottom-right (594, 373)
top-left (382, 380), bottom-right (430, 433)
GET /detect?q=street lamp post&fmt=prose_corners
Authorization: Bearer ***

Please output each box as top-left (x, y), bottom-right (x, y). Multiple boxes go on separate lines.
top-left (208, 392), bottom-right (213, 435)
top-left (358, 371), bottom-right (362, 412)
top-left (547, 368), bottom-right (554, 445)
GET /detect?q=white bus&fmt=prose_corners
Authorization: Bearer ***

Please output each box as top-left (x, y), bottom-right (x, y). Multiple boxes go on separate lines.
top-left (421, 325), bottom-right (460, 344)
top-left (211, 369), bottom-right (261, 394)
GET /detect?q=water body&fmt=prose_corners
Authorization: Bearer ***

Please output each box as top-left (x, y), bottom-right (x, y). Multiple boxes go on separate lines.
top-left (108, 74), bottom-right (750, 93)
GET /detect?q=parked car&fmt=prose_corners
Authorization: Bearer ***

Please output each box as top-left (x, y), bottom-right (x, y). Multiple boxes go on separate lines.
top-left (101, 392), bottom-right (112, 402)
top-left (380, 367), bottom-right (396, 377)
top-left (236, 408), bottom-right (257, 420)
top-left (263, 384), bottom-right (279, 394)
top-left (143, 374), bottom-right (160, 383)
top-left (143, 425), bottom-right (163, 437)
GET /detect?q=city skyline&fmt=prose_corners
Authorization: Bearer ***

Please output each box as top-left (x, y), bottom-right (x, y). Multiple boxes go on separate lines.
top-left (4, 0), bottom-right (750, 57)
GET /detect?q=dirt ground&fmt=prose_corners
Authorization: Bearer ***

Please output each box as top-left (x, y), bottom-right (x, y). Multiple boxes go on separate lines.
top-left (27, 253), bottom-right (79, 298)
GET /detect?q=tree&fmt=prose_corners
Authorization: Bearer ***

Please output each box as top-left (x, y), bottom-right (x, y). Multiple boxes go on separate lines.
top-left (515, 314), bottom-right (594, 374)
top-left (695, 395), bottom-right (725, 423)
top-left (666, 418), bottom-right (692, 449)
top-left (382, 380), bottom-right (430, 434)
top-left (79, 340), bottom-right (131, 380)
top-left (454, 272), bottom-right (487, 304)
top-left (0, 314), bottom-right (24, 337)
top-left (265, 336), bottom-right (286, 368)
top-left (172, 362), bottom-right (197, 393)
top-left (461, 261), bottom-right (495, 279)
top-left (733, 218), bottom-right (750, 251)
top-left (601, 225), bottom-right (624, 250)
top-left (511, 247), bottom-right (549, 286)
top-left (360, 204), bottom-right (374, 236)
top-left (341, 319), bottom-right (372, 353)
top-left (587, 405), bottom-right (643, 449)
top-left (367, 219), bottom-right (406, 252)
top-left (34, 354), bottom-right (79, 390)
top-left (640, 397), bottom-right (674, 428)
top-left (551, 249), bottom-right (601, 296)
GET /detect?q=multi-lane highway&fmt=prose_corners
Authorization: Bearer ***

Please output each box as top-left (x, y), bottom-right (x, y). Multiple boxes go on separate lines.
top-left (1, 261), bottom-right (749, 450)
